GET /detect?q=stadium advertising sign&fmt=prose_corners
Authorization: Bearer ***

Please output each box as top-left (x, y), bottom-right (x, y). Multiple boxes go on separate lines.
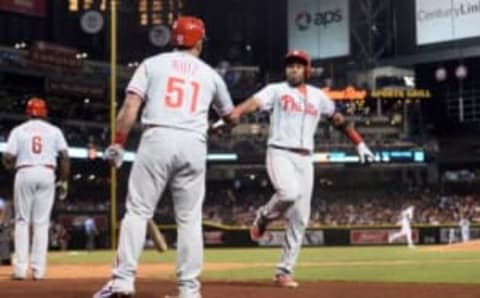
top-left (0, 0), bottom-right (46, 17)
top-left (288, 0), bottom-right (350, 59)
top-left (350, 229), bottom-right (419, 245)
top-left (370, 89), bottom-right (432, 99)
top-left (322, 87), bottom-right (432, 101)
top-left (259, 230), bottom-right (324, 247)
top-left (47, 79), bottom-right (105, 99)
top-left (203, 231), bottom-right (224, 245)
top-left (28, 41), bottom-right (82, 72)
top-left (323, 86), bottom-right (368, 101)
top-left (314, 150), bottom-right (426, 164)
top-left (416, 0), bottom-right (480, 45)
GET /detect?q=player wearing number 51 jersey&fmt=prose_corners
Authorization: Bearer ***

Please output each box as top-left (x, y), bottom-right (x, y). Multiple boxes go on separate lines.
top-left (3, 97), bottom-right (70, 280)
top-left (94, 16), bottom-right (236, 298)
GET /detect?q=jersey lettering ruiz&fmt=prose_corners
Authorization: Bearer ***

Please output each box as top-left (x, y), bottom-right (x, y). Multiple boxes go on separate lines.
top-left (6, 119), bottom-right (68, 168)
top-left (254, 82), bottom-right (335, 152)
top-left (126, 51), bottom-right (234, 139)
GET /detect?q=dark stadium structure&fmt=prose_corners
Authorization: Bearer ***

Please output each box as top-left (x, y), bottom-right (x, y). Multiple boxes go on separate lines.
top-left (0, 0), bottom-right (480, 251)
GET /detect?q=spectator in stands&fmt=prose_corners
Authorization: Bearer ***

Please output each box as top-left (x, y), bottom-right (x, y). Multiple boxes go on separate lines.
top-left (0, 196), bottom-right (12, 265)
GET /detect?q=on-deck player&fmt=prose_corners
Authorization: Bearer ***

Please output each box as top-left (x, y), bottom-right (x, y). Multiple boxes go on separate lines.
top-left (3, 97), bottom-right (70, 280)
top-left (388, 205), bottom-right (415, 248)
top-left (229, 50), bottom-right (374, 288)
top-left (94, 16), bottom-right (236, 298)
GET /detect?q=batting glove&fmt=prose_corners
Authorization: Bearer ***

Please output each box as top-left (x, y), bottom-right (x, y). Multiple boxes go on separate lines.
top-left (105, 144), bottom-right (125, 168)
top-left (356, 142), bottom-right (374, 164)
top-left (55, 180), bottom-right (68, 200)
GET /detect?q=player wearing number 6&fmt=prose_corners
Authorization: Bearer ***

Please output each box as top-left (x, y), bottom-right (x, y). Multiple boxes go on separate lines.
top-left (94, 16), bottom-right (237, 298)
top-left (3, 97), bottom-right (70, 280)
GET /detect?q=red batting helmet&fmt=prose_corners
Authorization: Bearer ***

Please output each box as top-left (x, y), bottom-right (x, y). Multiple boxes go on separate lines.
top-left (285, 50), bottom-right (312, 79)
top-left (171, 16), bottom-right (206, 48)
top-left (26, 97), bottom-right (47, 118)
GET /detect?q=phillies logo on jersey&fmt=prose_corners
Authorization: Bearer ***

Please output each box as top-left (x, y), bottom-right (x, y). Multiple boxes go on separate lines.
top-left (281, 94), bottom-right (318, 116)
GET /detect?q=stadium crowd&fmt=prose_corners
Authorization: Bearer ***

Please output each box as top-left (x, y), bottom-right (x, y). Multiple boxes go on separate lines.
top-left (198, 189), bottom-right (480, 227)
top-left (0, 188), bottom-right (478, 254)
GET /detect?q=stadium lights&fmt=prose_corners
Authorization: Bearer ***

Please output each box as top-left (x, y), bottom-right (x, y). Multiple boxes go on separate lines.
top-left (75, 52), bottom-right (88, 60)
top-left (455, 64), bottom-right (468, 80)
top-left (435, 67), bottom-right (447, 82)
top-left (0, 143), bottom-right (238, 163)
top-left (14, 42), bottom-right (27, 49)
top-left (127, 61), bottom-right (140, 68)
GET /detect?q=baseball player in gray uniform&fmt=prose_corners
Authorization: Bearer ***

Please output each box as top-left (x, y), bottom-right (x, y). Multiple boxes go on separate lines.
top-left (229, 50), bottom-right (374, 288)
top-left (3, 97), bottom-right (70, 280)
top-left (94, 16), bottom-right (236, 298)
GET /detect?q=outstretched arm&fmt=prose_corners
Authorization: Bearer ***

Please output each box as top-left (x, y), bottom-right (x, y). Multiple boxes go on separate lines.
top-left (210, 97), bottom-right (260, 131)
top-left (328, 112), bottom-right (374, 163)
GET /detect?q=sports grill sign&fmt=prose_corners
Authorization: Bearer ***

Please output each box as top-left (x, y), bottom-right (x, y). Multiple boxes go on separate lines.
top-left (288, 0), bottom-right (350, 59)
top-left (416, 0), bottom-right (480, 45)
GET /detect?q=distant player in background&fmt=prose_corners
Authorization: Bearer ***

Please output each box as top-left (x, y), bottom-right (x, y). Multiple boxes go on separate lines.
top-left (84, 216), bottom-right (98, 251)
top-left (459, 216), bottom-right (470, 243)
top-left (94, 16), bottom-right (236, 298)
top-left (389, 206), bottom-right (415, 248)
top-left (229, 50), bottom-right (374, 288)
top-left (448, 226), bottom-right (456, 244)
top-left (3, 98), bottom-right (70, 280)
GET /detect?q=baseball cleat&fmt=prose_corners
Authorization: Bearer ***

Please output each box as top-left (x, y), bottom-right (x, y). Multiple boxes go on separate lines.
top-left (93, 282), bottom-right (134, 298)
top-left (32, 268), bottom-right (43, 281)
top-left (164, 294), bottom-right (201, 298)
top-left (250, 212), bottom-right (268, 241)
top-left (274, 274), bottom-right (299, 289)
top-left (11, 274), bottom-right (25, 281)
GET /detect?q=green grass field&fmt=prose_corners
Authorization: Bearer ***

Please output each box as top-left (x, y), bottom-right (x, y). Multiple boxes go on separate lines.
top-left (47, 246), bottom-right (480, 284)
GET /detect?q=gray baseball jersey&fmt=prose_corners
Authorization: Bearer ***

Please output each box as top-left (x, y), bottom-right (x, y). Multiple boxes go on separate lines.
top-left (252, 82), bottom-right (335, 277)
top-left (6, 119), bottom-right (68, 279)
top-left (109, 51), bottom-right (234, 296)
top-left (6, 119), bottom-right (68, 168)
top-left (127, 51), bottom-right (234, 139)
top-left (254, 82), bottom-right (335, 152)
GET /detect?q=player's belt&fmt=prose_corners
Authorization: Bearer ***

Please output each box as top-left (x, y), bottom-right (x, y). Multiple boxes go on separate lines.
top-left (143, 124), bottom-right (161, 130)
top-left (16, 164), bottom-right (55, 170)
top-left (269, 145), bottom-right (311, 156)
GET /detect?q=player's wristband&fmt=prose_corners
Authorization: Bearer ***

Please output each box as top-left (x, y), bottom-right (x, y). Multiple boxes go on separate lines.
top-left (113, 132), bottom-right (127, 146)
top-left (346, 128), bottom-right (363, 146)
